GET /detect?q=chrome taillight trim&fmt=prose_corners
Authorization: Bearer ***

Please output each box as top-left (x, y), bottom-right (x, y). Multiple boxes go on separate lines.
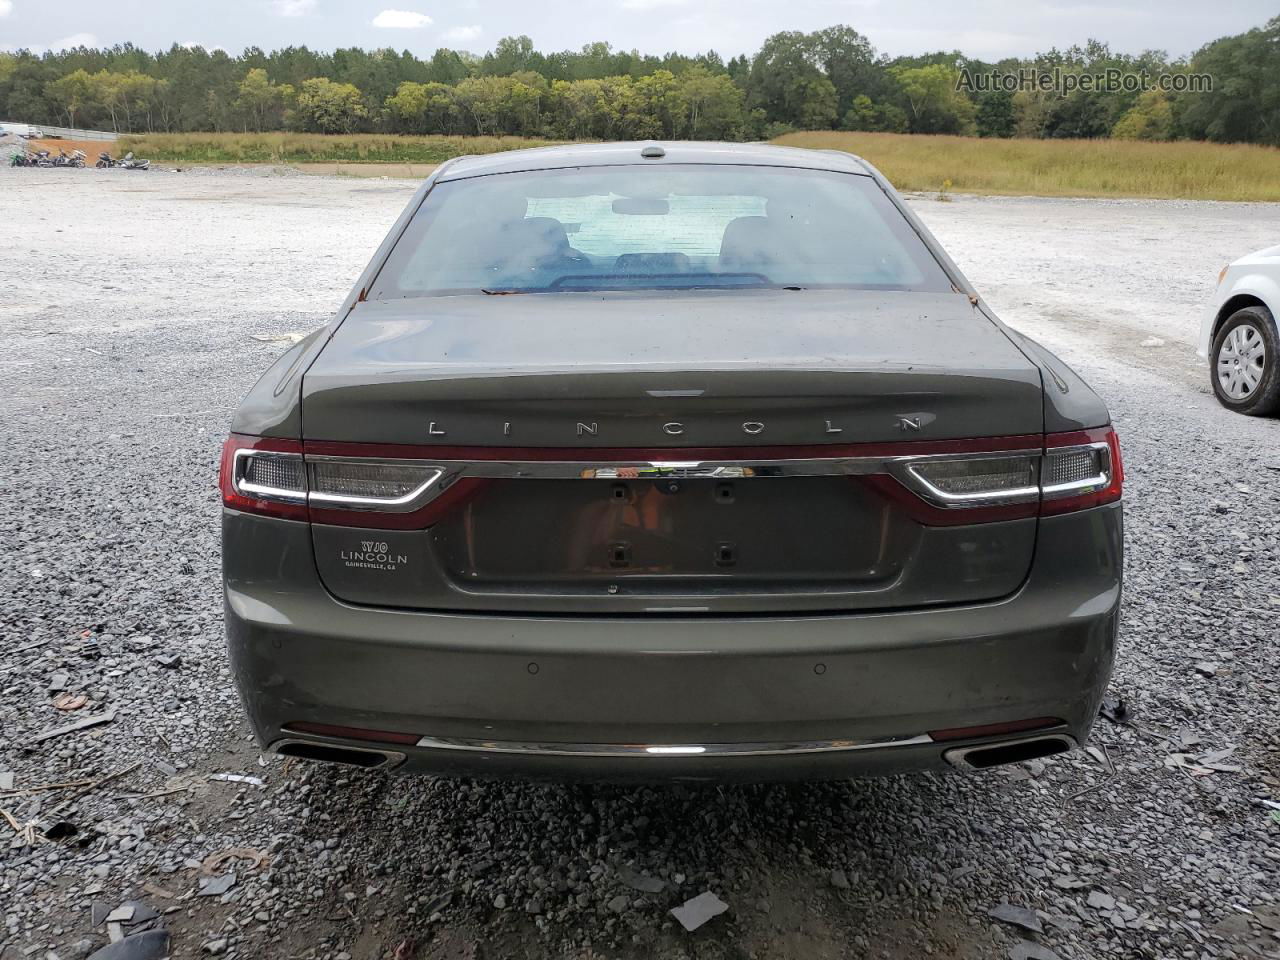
top-left (290, 448), bottom-right (1052, 513)
top-left (324, 447), bottom-right (1047, 513)
top-left (231, 448), bottom-right (307, 503)
top-left (305, 457), bottom-right (444, 512)
top-left (901, 453), bottom-right (1041, 508)
top-left (1040, 442), bottom-right (1113, 501)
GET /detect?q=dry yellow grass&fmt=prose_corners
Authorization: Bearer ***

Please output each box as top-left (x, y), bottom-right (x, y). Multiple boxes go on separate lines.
top-left (114, 130), bottom-right (1280, 202)
top-left (117, 132), bottom-right (564, 165)
top-left (774, 131), bottom-right (1280, 202)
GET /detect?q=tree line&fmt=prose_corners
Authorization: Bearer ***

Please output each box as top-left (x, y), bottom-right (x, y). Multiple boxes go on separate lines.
top-left (2, 17), bottom-right (1277, 145)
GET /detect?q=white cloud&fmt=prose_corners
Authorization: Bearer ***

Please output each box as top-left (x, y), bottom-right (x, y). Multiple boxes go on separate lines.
top-left (620, 0), bottom-right (687, 9)
top-left (272, 0), bottom-right (316, 16)
top-left (52, 32), bottom-right (98, 50)
top-left (0, 1), bottom-right (13, 19)
top-left (372, 9), bottom-right (432, 28)
top-left (442, 24), bottom-right (482, 43)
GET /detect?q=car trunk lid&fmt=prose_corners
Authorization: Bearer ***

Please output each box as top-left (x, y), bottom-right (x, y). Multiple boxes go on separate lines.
top-left (302, 290), bottom-right (1044, 614)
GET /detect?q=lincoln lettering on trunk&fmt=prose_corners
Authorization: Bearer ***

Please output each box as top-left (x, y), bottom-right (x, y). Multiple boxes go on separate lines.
top-left (341, 541), bottom-right (409, 571)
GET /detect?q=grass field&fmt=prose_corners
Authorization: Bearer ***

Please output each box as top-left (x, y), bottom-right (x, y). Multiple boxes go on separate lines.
top-left (112, 130), bottom-right (1280, 202)
top-left (775, 131), bottom-right (1280, 202)
top-left (116, 132), bottom-right (562, 165)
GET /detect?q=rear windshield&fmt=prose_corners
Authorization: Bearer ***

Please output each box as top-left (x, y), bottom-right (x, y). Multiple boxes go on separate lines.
top-left (370, 164), bottom-right (953, 297)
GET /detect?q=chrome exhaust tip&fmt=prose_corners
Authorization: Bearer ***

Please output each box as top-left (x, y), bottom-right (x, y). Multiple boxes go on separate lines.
top-left (944, 733), bottom-right (1077, 771)
top-left (270, 738), bottom-right (406, 770)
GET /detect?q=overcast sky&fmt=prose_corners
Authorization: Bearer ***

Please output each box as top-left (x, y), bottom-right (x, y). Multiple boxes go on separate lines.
top-left (1, 0), bottom-right (1272, 61)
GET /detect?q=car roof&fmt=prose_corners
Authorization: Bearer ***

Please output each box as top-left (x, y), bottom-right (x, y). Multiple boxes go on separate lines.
top-left (435, 141), bottom-right (875, 181)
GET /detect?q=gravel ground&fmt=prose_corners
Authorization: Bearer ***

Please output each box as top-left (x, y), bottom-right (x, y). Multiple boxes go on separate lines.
top-left (1, 169), bottom-right (1278, 960)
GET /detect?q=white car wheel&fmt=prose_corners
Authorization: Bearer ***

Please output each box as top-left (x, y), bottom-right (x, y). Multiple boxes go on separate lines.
top-left (1211, 307), bottom-right (1280, 416)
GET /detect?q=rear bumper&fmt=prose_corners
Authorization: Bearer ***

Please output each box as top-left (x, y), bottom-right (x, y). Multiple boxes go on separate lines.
top-left (223, 504), bottom-right (1121, 781)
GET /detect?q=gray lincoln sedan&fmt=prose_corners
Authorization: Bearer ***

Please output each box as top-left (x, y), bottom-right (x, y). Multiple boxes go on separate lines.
top-left (221, 141), bottom-right (1122, 781)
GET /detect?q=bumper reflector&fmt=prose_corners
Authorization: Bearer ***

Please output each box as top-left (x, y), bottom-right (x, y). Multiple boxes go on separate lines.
top-left (927, 717), bottom-right (1063, 743)
top-left (285, 722), bottom-right (422, 746)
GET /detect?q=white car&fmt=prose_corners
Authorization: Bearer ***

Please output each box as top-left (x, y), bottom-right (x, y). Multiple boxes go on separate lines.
top-left (1200, 245), bottom-right (1280, 415)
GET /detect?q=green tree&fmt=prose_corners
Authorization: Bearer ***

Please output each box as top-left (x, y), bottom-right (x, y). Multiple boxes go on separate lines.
top-left (891, 64), bottom-right (976, 134)
top-left (385, 80), bottom-right (460, 134)
top-left (675, 66), bottom-right (744, 139)
top-left (428, 48), bottom-right (471, 85)
top-left (1112, 89), bottom-right (1173, 140)
top-left (1012, 89), bottom-right (1054, 138)
top-left (46, 69), bottom-right (96, 127)
top-left (93, 71), bottom-right (125, 131)
top-left (117, 70), bottom-right (160, 132)
top-left (0, 54), bottom-right (17, 92)
top-left (3, 21), bottom-right (1278, 147)
top-left (634, 69), bottom-right (680, 138)
top-left (746, 31), bottom-right (838, 128)
top-left (546, 77), bottom-right (626, 139)
top-left (841, 94), bottom-right (907, 133)
top-left (482, 36), bottom-right (535, 76)
top-left (292, 77), bottom-right (367, 133)
top-left (810, 26), bottom-right (886, 118)
top-left (1043, 90), bottom-right (1112, 139)
top-left (975, 89), bottom-right (1015, 138)
top-left (453, 75), bottom-right (510, 134)
top-left (1176, 16), bottom-right (1280, 144)
top-left (235, 68), bottom-right (289, 131)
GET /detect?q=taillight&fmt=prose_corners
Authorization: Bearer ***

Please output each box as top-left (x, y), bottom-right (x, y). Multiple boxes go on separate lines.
top-left (220, 434), bottom-right (482, 528)
top-left (220, 434), bottom-right (308, 521)
top-left (220, 428), bottom-right (1122, 528)
top-left (1039, 426), bottom-right (1123, 515)
top-left (869, 426), bottom-right (1122, 524)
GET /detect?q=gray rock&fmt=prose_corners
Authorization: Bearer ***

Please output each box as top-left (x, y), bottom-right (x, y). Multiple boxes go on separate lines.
top-left (84, 931), bottom-right (170, 960)
top-left (988, 903), bottom-right (1043, 934)
top-left (670, 891), bottom-right (729, 932)
top-left (1086, 890), bottom-right (1116, 911)
top-left (197, 873), bottom-right (236, 897)
top-left (1009, 943), bottom-right (1062, 960)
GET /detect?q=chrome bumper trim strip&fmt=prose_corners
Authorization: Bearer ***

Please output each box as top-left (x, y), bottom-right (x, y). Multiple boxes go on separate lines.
top-left (413, 732), bottom-right (935, 758)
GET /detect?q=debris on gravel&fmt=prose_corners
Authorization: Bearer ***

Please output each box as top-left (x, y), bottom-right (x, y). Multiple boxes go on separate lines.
top-left (670, 891), bottom-right (729, 932)
top-left (1009, 941), bottom-right (1063, 960)
top-left (988, 902), bottom-right (1044, 934)
top-left (83, 930), bottom-right (171, 960)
